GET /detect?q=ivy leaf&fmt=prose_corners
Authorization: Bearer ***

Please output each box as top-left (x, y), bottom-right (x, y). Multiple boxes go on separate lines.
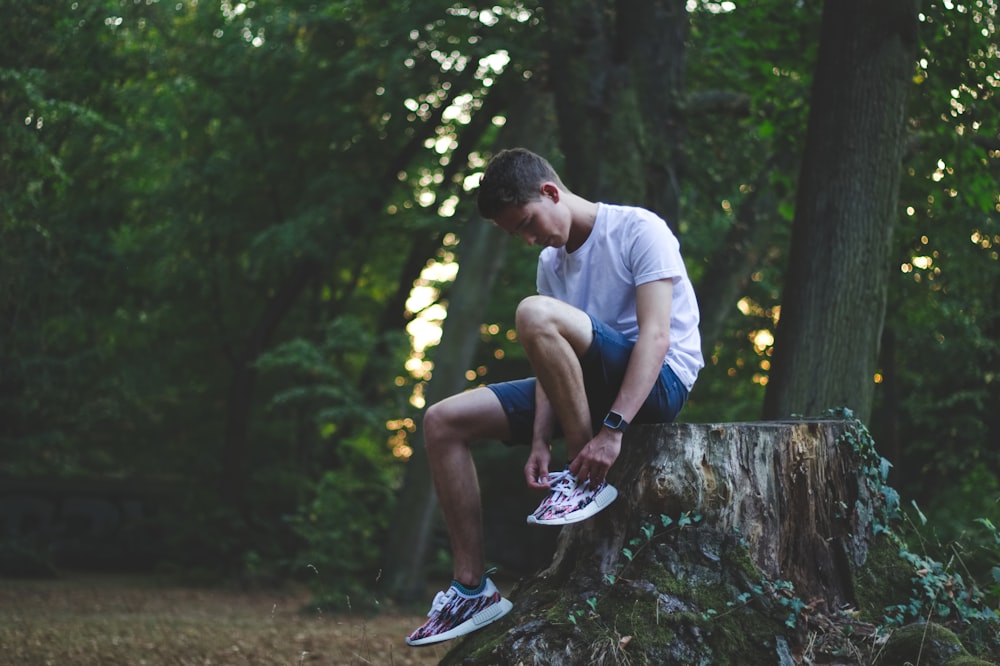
top-left (879, 457), bottom-right (892, 483)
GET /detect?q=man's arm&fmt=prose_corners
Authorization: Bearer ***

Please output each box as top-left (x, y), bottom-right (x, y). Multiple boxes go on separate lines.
top-left (570, 278), bottom-right (674, 485)
top-left (608, 278), bottom-right (674, 422)
top-left (525, 381), bottom-right (556, 489)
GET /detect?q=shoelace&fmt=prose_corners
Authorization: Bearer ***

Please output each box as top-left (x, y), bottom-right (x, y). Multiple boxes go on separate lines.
top-left (428, 587), bottom-right (457, 616)
top-left (545, 469), bottom-right (583, 496)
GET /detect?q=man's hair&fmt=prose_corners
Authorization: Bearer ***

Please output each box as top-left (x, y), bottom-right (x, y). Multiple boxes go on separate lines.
top-left (476, 148), bottom-right (566, 219)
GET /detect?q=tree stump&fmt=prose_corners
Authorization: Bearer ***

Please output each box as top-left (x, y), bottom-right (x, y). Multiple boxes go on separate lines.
top-left (440, 418), bottom-right (892, 665)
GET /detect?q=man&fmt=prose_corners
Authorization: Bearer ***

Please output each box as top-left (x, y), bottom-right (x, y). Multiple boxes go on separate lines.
top-left (406, 148), bottom-right (703, 646)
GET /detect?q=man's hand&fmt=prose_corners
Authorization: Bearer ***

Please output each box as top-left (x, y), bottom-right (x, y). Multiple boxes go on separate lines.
top-left (569, 429), bottom-right (622, 486)
top-left (524, 443), bottom-right (552, 490)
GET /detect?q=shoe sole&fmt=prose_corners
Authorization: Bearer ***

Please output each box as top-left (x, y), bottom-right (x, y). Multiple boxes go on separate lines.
top-left (526, 484), bottom-right (618, 526)
top-left (405, 597), bottom-right (513, 647)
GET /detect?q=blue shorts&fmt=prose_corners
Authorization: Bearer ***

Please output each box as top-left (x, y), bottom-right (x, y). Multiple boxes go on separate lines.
top-left (486, 314), bottom-right (689, 446)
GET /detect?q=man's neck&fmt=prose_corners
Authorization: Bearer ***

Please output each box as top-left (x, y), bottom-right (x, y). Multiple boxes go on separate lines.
top-left (565, 195), bottom-right (599, 253)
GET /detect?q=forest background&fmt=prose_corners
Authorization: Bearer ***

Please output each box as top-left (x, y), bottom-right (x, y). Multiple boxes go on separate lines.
top-left (2, 0), bottom-right (998, 617)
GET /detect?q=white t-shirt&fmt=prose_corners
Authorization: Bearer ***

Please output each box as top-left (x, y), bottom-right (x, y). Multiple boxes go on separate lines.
top-left (536, 203), bottom-right (703, 391)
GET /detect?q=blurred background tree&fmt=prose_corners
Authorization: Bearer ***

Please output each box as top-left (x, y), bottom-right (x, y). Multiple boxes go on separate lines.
top-left (1, 0), bottom-right (997, 608)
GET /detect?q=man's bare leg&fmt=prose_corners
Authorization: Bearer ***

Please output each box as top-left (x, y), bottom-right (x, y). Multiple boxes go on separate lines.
top-left (422, 386), bottom-right (510, 588)
top-left (515, 295), bottom-right (595, 458)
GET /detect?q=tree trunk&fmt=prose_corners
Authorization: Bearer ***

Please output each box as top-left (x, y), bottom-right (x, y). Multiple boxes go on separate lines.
top-left (440, 418), bottom-right (888, 665)
top-left (380, 214), bottom-right (511, 602)
top-left (543, 0), bottom-right (687, 228)
top-left (620, 0), bottom-right (687, 228)
top-left (381, 80), bottom-right (561, 601)
top-left (763, 0), bottom-right (919, 424)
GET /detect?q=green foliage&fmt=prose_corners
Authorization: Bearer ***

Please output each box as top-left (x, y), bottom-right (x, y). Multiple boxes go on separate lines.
top-left (837, 417), bottom-right (999, 645)
top-left (288, 435), bottom-right (401, 610)
top-left (974, 518), bottom-right (1000, 602)
top-left (256, 317), bottom-right (393, 431)
top-left (872, 0), bottom-right (1000, 526)
top-left (878, 505), bottom-right (1000, 660)
top-left (2, 0), bottom-right (998, 606)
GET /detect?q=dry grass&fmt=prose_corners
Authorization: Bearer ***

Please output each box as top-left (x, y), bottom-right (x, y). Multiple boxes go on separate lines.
top-left (0, 575), bottom-right (452, 665)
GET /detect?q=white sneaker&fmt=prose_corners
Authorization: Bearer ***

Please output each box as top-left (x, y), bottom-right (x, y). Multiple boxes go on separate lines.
top-left (526, 469), bottom-right (618, 526)
top-left (406, 571), bottom-right (512, 646)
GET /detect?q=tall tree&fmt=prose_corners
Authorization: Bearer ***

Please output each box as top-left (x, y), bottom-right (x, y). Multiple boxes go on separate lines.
top-left (380, 213), bottom-right (512, 601)
top-left (763, 0), bottom-right (920, 423)
top-left (379, 0), bottom-right (693, 600)
top-left (543, 0), bottom-right (688, 225)
top-left (380, 74), bottom-right (560, 600)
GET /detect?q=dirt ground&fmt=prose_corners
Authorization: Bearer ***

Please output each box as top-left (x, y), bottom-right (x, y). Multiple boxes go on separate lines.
top-left (0, 575), bottom-right (452, 665)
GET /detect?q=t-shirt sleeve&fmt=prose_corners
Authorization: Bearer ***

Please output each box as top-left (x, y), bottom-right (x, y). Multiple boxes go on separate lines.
top-left (628, 215), bottom-right (684, 286)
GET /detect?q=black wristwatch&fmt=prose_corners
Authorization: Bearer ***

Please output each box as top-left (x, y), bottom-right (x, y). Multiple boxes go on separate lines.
top-left (602, 410), bottom-right (629, 434)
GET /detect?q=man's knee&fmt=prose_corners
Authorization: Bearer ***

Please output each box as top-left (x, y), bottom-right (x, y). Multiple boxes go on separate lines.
top-left (515, 295), bottom-right (557, 336)
top-left (423, 400), bottom-right (475, 459)
top-left (422, 401), bottom-right (451, 455)
top-left (516, 295), bottom-right (592, 354)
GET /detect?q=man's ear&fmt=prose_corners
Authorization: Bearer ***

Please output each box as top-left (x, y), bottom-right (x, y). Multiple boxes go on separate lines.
top-left (540, 182), bottom-right (560, 202)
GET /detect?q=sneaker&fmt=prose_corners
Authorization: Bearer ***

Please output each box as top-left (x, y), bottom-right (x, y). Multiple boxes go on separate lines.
top-left (406, 569), bottom-right (513, 646)
top-left (526, 468), bottom-right (618, 526)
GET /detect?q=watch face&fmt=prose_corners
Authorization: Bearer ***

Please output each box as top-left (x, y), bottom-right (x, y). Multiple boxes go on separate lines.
top-left (604, 411), bottom-right (625, 429)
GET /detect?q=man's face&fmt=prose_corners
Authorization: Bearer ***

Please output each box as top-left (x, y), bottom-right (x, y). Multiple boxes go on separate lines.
top-left (492, 184), bottom-right (568, 248)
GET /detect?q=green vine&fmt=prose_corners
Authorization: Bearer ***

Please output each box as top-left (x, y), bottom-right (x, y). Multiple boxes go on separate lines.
top-left (827, 408), bottom-right (999, 632)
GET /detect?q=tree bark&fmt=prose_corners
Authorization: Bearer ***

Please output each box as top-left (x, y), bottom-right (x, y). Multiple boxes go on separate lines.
top-left (440, 418), bottom-right (885, 665)
top-left (620, 0), bottom-right (687, 228)
top-left (542, 0), bottom-right (687, 228)
top-left (763, 0), bottom-right (919, 424)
